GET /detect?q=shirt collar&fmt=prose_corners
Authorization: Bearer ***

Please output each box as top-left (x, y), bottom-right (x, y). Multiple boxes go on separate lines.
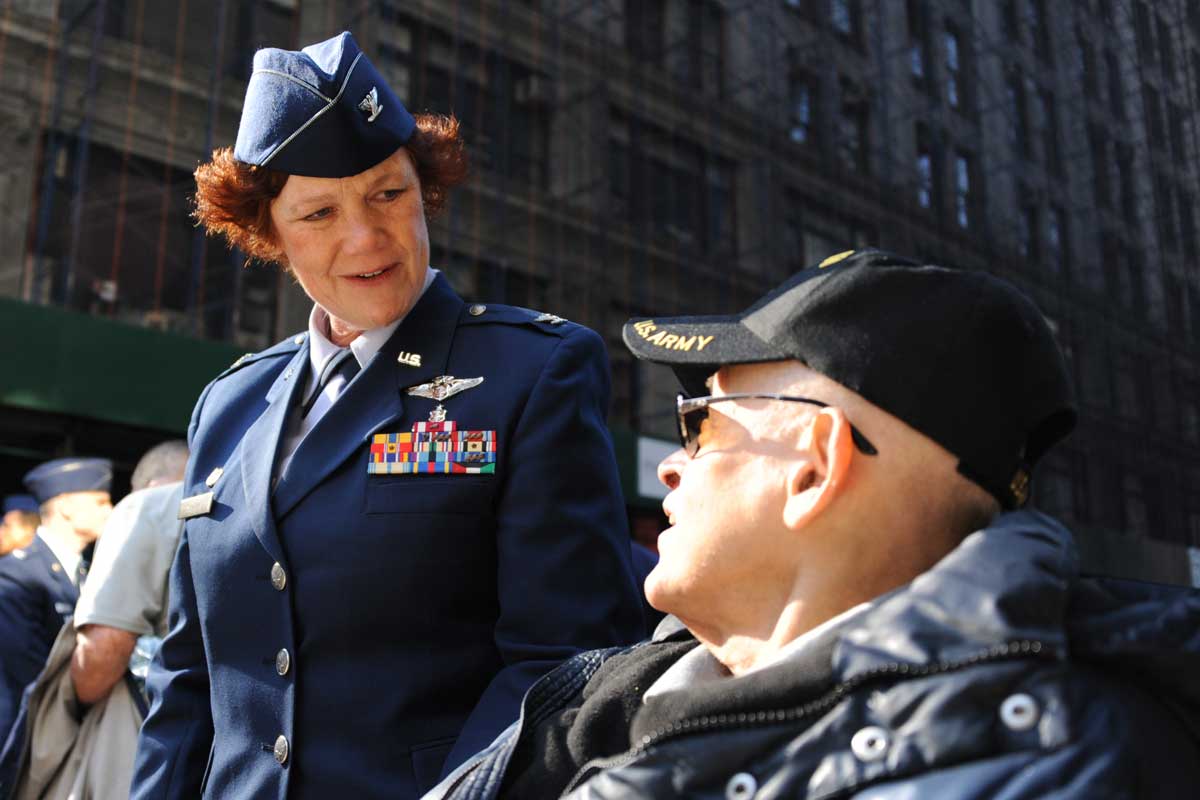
top-left (37, 527), bottom-right (81, 585)
top-left (642, 599), bottom-right (877, 703)
top-left (305, 267), bottom-right (438, 377)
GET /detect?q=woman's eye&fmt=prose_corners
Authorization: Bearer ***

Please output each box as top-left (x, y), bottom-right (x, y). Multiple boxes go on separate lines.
top-left (303, 207), bottom-right (333, 221)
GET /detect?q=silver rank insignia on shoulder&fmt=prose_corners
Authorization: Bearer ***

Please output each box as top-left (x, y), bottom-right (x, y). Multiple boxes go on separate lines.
top-left (358, 86), bottom-right (383, 122)
top-left (406, 375), bottom-right (485, 422)
top-left (397, 351), bottom-right (422, 367)
top-left (534, 312), bottom-right (567, 325)
top-left (178, 491), bottom-right (215, 520)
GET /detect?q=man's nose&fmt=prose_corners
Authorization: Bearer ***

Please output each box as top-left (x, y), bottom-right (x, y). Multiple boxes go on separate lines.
top-left (657, 448), bottom-right (687, 491)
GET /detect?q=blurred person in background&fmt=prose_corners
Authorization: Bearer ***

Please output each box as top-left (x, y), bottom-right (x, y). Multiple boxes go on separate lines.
top-left (72, 439), bottom-right (190, 705)
top-left (0, 497), bottom-right (39, 558)
top-left (131, 31), bottom-right (643, 800)
top-left (0, 442), bottom-right (190, 799)
top-left (0, 459), bottom-right (112, 743)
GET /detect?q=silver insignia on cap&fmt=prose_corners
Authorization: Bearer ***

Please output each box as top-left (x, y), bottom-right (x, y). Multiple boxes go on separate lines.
top-left (358, 86), bottom-right (383, 122)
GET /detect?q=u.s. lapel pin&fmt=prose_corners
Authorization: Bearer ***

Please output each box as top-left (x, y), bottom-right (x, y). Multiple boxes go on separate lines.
top-left (405, 375), bottom-right (485, 422)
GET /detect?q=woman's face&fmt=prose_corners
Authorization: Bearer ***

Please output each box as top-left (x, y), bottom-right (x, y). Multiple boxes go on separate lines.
top-left (269, 146), bottom-right (430, 335)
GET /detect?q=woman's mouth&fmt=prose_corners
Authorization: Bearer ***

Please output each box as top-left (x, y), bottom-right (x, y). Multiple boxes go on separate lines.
top-left (349, 263), bottom-right (396, 282)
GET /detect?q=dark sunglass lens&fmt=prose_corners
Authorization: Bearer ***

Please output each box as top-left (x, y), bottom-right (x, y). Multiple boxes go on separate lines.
top-left (683, 407), bottom-right (706, 454)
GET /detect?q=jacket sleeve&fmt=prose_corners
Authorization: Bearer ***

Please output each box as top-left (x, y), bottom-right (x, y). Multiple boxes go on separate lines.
top-left (440, 325), bottom-right (646, 775)
top-left (129, 383), bottom-right (216, 799)
top-left (0, 565), bottom-right (50, 745)
top-left (128, 529), bottom-right (213, 799)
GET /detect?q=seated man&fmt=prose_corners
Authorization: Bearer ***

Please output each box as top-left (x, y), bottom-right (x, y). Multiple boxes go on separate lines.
top-left (429, 250), bottom-right (1200, 799)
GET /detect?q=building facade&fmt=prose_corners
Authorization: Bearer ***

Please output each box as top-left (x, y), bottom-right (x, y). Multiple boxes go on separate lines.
top-left (0, 0), bottom-right (1196, 583)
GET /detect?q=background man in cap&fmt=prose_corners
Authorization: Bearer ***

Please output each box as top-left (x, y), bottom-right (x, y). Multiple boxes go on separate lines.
top-left (0, 458), bottom-right (112, 742)
top-left (430, 250), bottom-right (1200, 799)
top-left (0, 496), bottom-right (39, 558)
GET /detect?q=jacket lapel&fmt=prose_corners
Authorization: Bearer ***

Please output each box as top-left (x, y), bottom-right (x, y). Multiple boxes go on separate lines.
top-left (240, 344), bottom-right (309, 564)
top-left (272, 275), bottom-right (465, 520)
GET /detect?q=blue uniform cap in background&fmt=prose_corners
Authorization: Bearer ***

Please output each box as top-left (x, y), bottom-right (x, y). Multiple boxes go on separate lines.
top-left (233, 31), bottom-right (416, 178)
top-left (22, 458), bottom-right (113, 505)
top-left (2, 494), bottom-right (38, 514)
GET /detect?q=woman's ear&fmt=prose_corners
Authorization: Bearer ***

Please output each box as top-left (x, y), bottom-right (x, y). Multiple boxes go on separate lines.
top-left (782, 407), bottom-right (854, 530)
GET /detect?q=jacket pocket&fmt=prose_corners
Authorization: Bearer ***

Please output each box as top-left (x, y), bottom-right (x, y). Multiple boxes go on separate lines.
top-left (365, 475), bottom-right (495, 516)
top-left (411, 735), bottom-right (457, 794)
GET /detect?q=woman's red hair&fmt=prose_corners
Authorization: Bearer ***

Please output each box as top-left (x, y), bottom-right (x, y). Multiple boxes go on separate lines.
top-left (193, 113), bottom-right (469, 264)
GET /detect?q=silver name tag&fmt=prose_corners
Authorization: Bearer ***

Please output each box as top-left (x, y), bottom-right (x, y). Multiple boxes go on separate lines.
top-left (178, 491), bottom-right (215, 520)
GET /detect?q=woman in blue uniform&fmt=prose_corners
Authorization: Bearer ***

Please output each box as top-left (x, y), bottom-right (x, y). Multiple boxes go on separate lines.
top-left (130, 32), bottom-right (644, 800)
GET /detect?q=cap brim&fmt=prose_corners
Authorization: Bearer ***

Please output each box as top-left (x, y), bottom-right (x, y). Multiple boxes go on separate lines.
top-left (623, 314), bottom-right (788, 395)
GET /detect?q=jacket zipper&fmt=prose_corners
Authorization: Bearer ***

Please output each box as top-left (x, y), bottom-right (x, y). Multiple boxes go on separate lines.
top-left (562, 638), bottom-right (1056, 795)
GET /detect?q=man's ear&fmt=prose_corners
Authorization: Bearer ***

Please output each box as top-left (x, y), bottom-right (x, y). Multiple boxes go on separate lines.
top-left (782, 407), bottom-right (854, 530)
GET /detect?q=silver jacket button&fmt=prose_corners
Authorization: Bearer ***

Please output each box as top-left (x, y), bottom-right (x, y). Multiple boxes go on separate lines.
top-left (468, 304), bottom-right (486, 316)
top-left (1000, 692), bottom-right (1040, 731)
top-left (273, 734), bottom-right (289, 765)
top-left (850, 725), bottom-right (890, 762)
top-left (276, 648), bottom-right (291, 676)
top-left (725, 772), bottom-right (757, 799)
top-left (270, 562), bottom-right (287, 591)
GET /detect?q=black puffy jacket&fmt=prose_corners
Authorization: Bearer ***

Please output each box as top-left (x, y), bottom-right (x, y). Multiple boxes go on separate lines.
top-left (430, 512), bottom-right (1200, 799)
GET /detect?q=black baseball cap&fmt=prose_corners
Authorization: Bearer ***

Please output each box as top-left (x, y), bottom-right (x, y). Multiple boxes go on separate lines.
top-left (622, 249), bottom-right (1077, 509)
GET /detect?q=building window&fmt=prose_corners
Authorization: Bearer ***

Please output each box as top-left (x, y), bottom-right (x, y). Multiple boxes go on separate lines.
top-left (1089, 125), bottom-right (1111, 210)
top-left (679, 0), bottom-right (725, 94)
top-left (1027, 0), bottom-right (1051, 62)
top-left (1133, 2), bottom-right (1156, 64)
top-left (626, 0), bottom-right (665, 65)
top-left (1116, 144), bottom-right (1136, 220)
top-left (954, 151), bottom-right (972, 229)
top-left (1006, 69), bottom-right (1029, 157)
top-left (1046, 205), bottom-right (1067, 274)
top-left (1002, 0), bottom-right (1020, 41)
top-left (1078, 34), bottom-right (1097, 99)
top-left (1143, 84), bottom-right (1164, 151)
top-left (944, 25), bottom-right (961, 110)
top-left (1158, 17), bottom-right (1175, 79)
top-left (831, 0), bottom-right (860, 43)
top-left (1156, 173), bottom-right (1178, 250)
top-left (906, 0), bottom-right (927, 87)
top-left (1017, 199), bottom-right (1038, 260)
top-left (1180, 193), bottom-right (1197, 262)
top-left (1106, 51), bottom-right (1124, 118)
top-left (915, 124), bottom-right (935, 210)
top-left (1039, 90), bottom-right (1061, 174)
top-left (838, 80), bottom-right (870, 174)
top-left (1168, 102), bottom-right (1187, 161)
top-left (789, 70), bottom-right (819, 144)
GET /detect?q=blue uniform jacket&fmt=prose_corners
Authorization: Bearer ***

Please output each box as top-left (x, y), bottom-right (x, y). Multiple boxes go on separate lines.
top-left (0, 538), bottom-right (76, 745)
top-left (130, 274), bottom-right (645, 799)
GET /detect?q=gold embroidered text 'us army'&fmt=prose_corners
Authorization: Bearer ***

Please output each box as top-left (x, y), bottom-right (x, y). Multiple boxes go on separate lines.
top-left (632, 320), bottom-right (715, 352)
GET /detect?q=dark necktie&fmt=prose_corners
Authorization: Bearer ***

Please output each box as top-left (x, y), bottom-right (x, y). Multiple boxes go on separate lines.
top-left (299, 349), bottom-right (361, 418)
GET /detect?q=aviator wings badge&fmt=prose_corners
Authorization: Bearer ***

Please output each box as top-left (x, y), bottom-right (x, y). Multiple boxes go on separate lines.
top-left (358, 86), bottom-right (384, 122)
top-left (405, 375), bottom-right (484, 422)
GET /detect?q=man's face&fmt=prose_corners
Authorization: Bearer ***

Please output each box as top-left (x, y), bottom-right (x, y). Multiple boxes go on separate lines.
top-left (59, 491), bottom-right (112, 542)
top-left (646, 363), bottom-right (806, 626)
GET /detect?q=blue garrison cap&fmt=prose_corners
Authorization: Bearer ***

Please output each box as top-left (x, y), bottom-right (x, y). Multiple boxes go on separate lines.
top-left (22, 458), bottom-right (113, 505)
top-left (233, 31), bottom-right (416, 178)
top-left (3, 495), bottom-right (38, 514)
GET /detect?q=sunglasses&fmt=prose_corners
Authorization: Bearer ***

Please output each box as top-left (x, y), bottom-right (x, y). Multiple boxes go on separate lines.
top-left (675, 392), bottom-right (879, 457)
